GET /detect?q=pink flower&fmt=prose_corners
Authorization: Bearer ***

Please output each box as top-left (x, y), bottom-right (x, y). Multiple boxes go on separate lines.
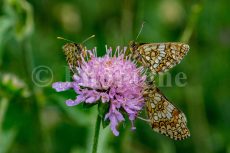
top-left (52, 46), bottom-right (146, 136)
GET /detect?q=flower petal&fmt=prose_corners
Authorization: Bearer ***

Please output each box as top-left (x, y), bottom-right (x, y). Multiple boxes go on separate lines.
top-left (100, 92), bottom-right (110, 103)
top-left (105, 106), bottom-right (125, 136)
top-left (66, 99), bottom-right (79, 106)
top-left (85, 97), bottom-right (96, 103)
top-left (52, 82), bottom-right (72, 92)
top-left (66, 95), bottom-right (85, 106)
top-left (131, 120), bottom-right (136, 131)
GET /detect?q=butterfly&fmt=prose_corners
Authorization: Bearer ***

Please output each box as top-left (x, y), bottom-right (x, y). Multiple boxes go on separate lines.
top-left (129, 23), bottom-right (190, 140)
top-left (129, 41), bottom-right (189, 74)
top-left (143, 81), bottom-right (190, 140)
top-left (130, 41), bottom-right (190, 140)
top-left (57, 35), bottom-right (95, 72)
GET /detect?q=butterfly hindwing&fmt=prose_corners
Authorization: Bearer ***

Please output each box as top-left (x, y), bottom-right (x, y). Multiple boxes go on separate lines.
top-left (143, 83), bottom-right (190, 140)
top-left (130, 42), bottom-right (189, 74)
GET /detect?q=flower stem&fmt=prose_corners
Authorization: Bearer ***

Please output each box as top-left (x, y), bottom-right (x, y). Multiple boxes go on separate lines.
top-left (0, 98), bottom-right (9, 135)
top-left (92, 115), bottom-right (101, 153)
top-left (180, 3), bottom-right (202, 43)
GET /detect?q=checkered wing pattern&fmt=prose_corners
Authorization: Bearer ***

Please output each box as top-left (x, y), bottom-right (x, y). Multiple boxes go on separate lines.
top-left (143, 83), bottom-right (190, 140)
top-left (131, 42), bottom-right (189, 74)
top-left (63, 43), bottom-right (86, 72)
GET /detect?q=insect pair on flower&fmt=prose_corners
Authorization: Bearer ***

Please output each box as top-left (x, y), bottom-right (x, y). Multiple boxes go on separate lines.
top-left (53, 28), bottom-right (190, 140)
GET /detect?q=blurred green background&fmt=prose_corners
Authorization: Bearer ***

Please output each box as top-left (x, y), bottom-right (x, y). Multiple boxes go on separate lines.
top-left (0, 0), bottom-right (230, 153)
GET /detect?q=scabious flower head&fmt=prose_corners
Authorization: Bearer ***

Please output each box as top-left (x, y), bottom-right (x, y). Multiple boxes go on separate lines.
top-left (52, 46), bottom-right (146, 136)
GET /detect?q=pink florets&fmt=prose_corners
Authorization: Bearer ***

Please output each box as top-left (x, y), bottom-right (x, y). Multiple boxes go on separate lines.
top-left (52, 46), bottom-right (146, 136)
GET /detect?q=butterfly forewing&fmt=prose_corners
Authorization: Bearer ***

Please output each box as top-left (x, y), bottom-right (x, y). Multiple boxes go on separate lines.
top-left (130, 42), bottom-right (189, 74)
top-left (143, 82), bottom-right (190, 140)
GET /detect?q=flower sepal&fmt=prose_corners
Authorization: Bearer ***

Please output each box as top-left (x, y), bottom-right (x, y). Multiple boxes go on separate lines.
top-left (102, 117), bottom-right (110, 128)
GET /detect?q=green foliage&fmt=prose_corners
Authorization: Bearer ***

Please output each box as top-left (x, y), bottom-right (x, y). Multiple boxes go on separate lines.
top-left (83, 102), bottom-right (98, 109)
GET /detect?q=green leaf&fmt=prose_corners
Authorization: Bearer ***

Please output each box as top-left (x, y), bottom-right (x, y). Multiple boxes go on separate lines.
top-left (51, 95), bottom-right (94, 126)
top-left (98, 102), bottom-right (109, 118)
top-left (0, 129), bottom-right (17, 153)
top-left (98, 102), bottom-right (110, 128)
top-left (101, 118), bottom-right (110, 128)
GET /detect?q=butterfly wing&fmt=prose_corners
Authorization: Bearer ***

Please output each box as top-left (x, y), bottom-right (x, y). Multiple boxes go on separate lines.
top-left (144, 83), bottom-right (190, 140)
top-left (63, 43), bottom-right (86, 72)
top-left (136, 43), bottom-right (189, 74)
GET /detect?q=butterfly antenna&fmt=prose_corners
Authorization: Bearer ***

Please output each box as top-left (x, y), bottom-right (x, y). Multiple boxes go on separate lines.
top-left (135, 21), bottom-right (145, 40)
top-left (82, 35), bottom-right (95, 44)
top-left (137, 116), bottom-right (151, 122)
top-left (57, 36), bottom-right (75, 43)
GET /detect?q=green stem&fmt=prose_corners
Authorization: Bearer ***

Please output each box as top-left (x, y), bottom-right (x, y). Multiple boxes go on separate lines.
top-left (92, 115), bottom-right (101, 153)
top-left (21, 39), bottom-right (44, 152)
top-left (180, 4), bottom-right (202, 43)
top-left (0, 98), bottom-right (9, 135)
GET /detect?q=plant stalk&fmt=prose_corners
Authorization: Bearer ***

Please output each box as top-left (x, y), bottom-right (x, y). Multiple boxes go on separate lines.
top-left (0, 98), bottom-right (9, 135)
top-left (92, 115), bottom-right (101, 153)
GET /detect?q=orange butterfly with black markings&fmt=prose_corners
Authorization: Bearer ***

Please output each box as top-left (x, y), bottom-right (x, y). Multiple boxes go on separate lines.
top-left (143, 81), bottom-right (190, 140)
top-left (57, 35), bottom-right (95, 72)
top-left (129, 23), bottom-right (190, 140)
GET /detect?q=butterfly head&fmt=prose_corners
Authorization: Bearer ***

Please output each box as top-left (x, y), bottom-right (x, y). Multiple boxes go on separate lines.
top-left (129, 41), bottom-right (140, 59)
top-left (129, 41), bottom-right (138, 51)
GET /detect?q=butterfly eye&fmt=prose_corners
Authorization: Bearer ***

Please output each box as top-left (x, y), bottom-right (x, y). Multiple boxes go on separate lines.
top-left (130, 42), bottom-right (136, 50)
